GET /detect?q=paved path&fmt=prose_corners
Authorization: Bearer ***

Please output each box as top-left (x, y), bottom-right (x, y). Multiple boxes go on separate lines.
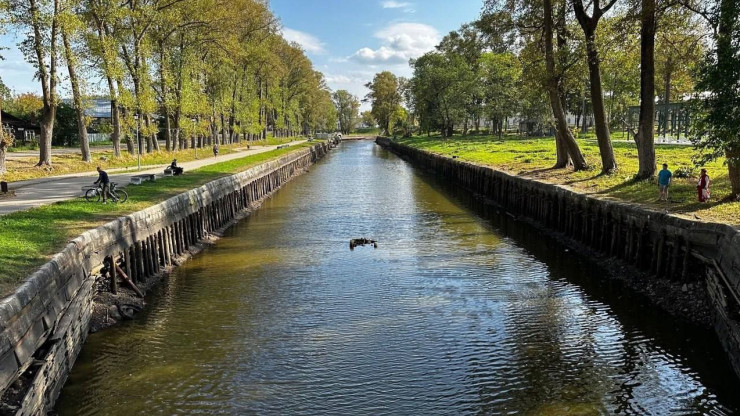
top-left (0, 141), bottom-right (305, 216)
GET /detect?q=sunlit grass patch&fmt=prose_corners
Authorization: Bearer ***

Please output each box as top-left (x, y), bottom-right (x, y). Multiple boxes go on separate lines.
top-left (398, 134), bottom-right (738, 225)
top-left (0, 142), bottom-right (317, 294)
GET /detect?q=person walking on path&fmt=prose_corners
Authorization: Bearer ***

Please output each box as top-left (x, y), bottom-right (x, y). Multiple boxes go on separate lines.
top-left (697, 169), bottom-right (711, 202)
top-left (94, 166), bottom-right (112, 203)
top-left (213, 143), bottom-right (219, 158)
top-left (658, 163), bottom-right (672, 201)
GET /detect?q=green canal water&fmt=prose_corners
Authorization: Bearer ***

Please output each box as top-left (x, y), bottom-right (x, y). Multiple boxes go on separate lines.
top-left (56, 141), bottom-right (740, 415)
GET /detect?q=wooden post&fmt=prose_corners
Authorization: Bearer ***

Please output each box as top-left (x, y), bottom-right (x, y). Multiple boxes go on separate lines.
top-left (142, 238), bottom-right (150, 278)
top-left (135, 241), bottom-right (145, 283)
top-left (655, 232), bottom-right (666, 277)
top-left (125, 246), bottom-right (133, 284)
top-left (669, 236), bottom-right (681, 279)
top-left (110, 255), bottom-right (118, 294)
top-left (681, 238), bottom-right (691, 281)
top-left (635, 224), bottom-right (646, 268)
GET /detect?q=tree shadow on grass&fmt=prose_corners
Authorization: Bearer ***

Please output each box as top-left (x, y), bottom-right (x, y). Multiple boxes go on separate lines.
top-left (563, 171), bottom-right (611, 186)
top-left (592, 176), bottom-right (648, 196)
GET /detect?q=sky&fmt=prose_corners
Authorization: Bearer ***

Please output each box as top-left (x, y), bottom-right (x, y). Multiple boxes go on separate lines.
top-left (0, 0), bottom-right (484, 109)
top-left (272, 0), bottom-right (484, 108)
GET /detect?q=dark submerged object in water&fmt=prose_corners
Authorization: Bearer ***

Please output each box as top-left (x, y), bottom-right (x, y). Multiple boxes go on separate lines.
top-left (350, 238), bottom-right (378, 250)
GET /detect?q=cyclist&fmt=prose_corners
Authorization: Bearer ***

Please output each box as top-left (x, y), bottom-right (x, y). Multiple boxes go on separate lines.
top-left (94, 166), bottom-right (113, 203)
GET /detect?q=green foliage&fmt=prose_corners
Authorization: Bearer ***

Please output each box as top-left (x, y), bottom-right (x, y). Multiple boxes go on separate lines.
top-left (365, 71), bottom-right (402, 135)
top-left (332, 90), bottom-right (360, 134)
top-left (52, 102), bottom-right (78, 146)
top-left (690, 0), bottom-right (739, 169)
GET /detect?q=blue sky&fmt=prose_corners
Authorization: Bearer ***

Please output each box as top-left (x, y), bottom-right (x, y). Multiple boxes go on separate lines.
top-left (273, 0), bottom-right (483, 107)
top-left (0, 0), bottom-right (484, 108)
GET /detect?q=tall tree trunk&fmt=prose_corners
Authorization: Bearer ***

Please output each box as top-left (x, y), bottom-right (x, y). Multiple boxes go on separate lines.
top-left (31, 0), bottom-right (58, 166)
top-left (115, 78), bottom-right (135, 154)
top-left (62, 29), bottom-right (91, 162)
top-left (728, 149), bottom-right (740, 196)
top-left (663, 60), bottom-right (672, 136)
top-left (110, 97), bottom-right (121, 157)
top-left (544, 0), bottom-right (587, 170)
top-left (0, 101), bottom-right (8, 174)
top-left (584, 31), bottom-right (617, 173)
top-left (716, 0), bottom-right (740, 195)
top-left (635, 0), bottom-right (657, 178)
top-left (97, 22), bottom-right (121, 157)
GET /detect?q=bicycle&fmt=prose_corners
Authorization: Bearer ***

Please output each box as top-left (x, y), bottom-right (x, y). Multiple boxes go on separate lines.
top-left (85, 182), bottom-right (128, 203)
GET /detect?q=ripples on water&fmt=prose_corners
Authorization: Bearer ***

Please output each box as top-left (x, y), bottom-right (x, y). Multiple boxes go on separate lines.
top-left (56, 141), bottom-right (740, 415)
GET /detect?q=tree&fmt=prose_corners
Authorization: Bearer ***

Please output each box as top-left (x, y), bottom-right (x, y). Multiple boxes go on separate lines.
top-left (0, 86), bottom-right (11, 175)
top-left (655, 10), bottom-right (705, 136)
top-left (409, 52), bottom-right (474, 137)
top-left (365, 71), bottom-right (401, 136)
top-left (479, 52), bottom-right (521, 137)
top-left (360, 111), bottom-right (375, 128)
top-left (482, 0), bottom-right (587, 170)
top-left (573, 0), bottom-right (618, 173)
top-left (543, 0), bottom-right (588, 170)
top-left (60, 0), bottom-right (90, 161)
top-left (3, 92), bottom-right (43, 121)
top-left (691, 0), bottom-right (740, 197)
top-left (332, 90), bottom-right (360, 134)
top-left (635, 0), bottom-right (657, 178)
top-left (8, 0), bottom-right (61, 165)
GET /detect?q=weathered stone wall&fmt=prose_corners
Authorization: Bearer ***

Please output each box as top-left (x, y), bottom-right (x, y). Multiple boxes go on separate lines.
top-left (0, 140), bottom-right (336, 415)
top-left (376, 137), bottom-right (740, 380)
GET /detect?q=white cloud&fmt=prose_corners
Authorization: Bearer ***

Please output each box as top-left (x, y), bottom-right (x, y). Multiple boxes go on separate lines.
top-left (349, 23), bottom-right (439, 64)
top-left (282, 28), bottom-right (326, 54)
top-left (381, 1), bottom-right (409, 8)
top-left (380, 1), bottom-right (415, 13)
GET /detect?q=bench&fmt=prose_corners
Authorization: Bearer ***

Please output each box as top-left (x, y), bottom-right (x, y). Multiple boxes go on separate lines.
top-left (277, 144), bottom-right (289, 149)
top-left (163, 168), bottom-right (174, 176)
top-left (130, 174), bottom-right (156, 185)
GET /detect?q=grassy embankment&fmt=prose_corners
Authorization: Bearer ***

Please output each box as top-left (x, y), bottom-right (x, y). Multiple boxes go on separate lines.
top-left (397, 134), bottom-right (739, 225)
top-left (0, 141), bottom-right (317, 295)
top-left (1, 136), bottom-right (300, 182)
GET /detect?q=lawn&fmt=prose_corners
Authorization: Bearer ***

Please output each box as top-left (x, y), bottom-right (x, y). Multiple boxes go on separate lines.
top-left (0, 141), bottom-right (318, 295)
top-left (1, 136), bottom-right (302, 183)
top-left (396, 134), bottom-right (739, 225)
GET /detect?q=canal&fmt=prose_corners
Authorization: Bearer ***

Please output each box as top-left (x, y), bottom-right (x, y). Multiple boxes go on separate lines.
top-left (56, 141), bottom-right (740, 415)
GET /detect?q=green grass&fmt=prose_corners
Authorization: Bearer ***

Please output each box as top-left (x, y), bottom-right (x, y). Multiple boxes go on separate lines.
top-left (397, 134), bottom-right (739, 225)
top-left (0, 141), bottom-right (318, 295)
top-left (0, 137), bottom-right (305, 182)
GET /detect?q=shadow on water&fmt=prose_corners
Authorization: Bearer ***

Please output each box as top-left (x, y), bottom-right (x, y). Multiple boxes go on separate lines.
top-left (387, 143), bottom-right (740, 412)
top-left (55, 141), bottom-right (740, 416)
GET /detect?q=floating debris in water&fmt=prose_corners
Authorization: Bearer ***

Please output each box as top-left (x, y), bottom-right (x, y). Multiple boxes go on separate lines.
top-left (350, 238), bottom-right (378, 250)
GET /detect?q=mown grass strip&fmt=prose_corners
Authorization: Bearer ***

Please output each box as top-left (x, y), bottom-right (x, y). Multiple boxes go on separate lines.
top-left (397, 134), bottom-right (739, 225)
top-left (0, 142), bottom-right (318, 294)
top-left (1, 136), bottom-right (301, 182)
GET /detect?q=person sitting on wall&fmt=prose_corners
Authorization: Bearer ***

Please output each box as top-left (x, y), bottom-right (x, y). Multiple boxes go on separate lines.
top-left (169, 159), bottom-right (184, 176)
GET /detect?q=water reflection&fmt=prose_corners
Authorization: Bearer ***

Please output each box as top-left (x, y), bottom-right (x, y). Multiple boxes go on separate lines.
top-left (56, 141), bottom-right (740, 415)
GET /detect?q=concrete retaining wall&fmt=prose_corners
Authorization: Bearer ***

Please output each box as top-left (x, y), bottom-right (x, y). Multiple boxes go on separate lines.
top-left (377, 137), bottom-right (740, 379)
top-left (0, 140), bottom-right (336, 414)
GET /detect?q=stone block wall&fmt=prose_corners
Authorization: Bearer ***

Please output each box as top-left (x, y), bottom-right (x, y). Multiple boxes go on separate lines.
top-left (377, 137), bottom-right (740, 380)
top-left (0, 140), bottom-right (335, 414)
